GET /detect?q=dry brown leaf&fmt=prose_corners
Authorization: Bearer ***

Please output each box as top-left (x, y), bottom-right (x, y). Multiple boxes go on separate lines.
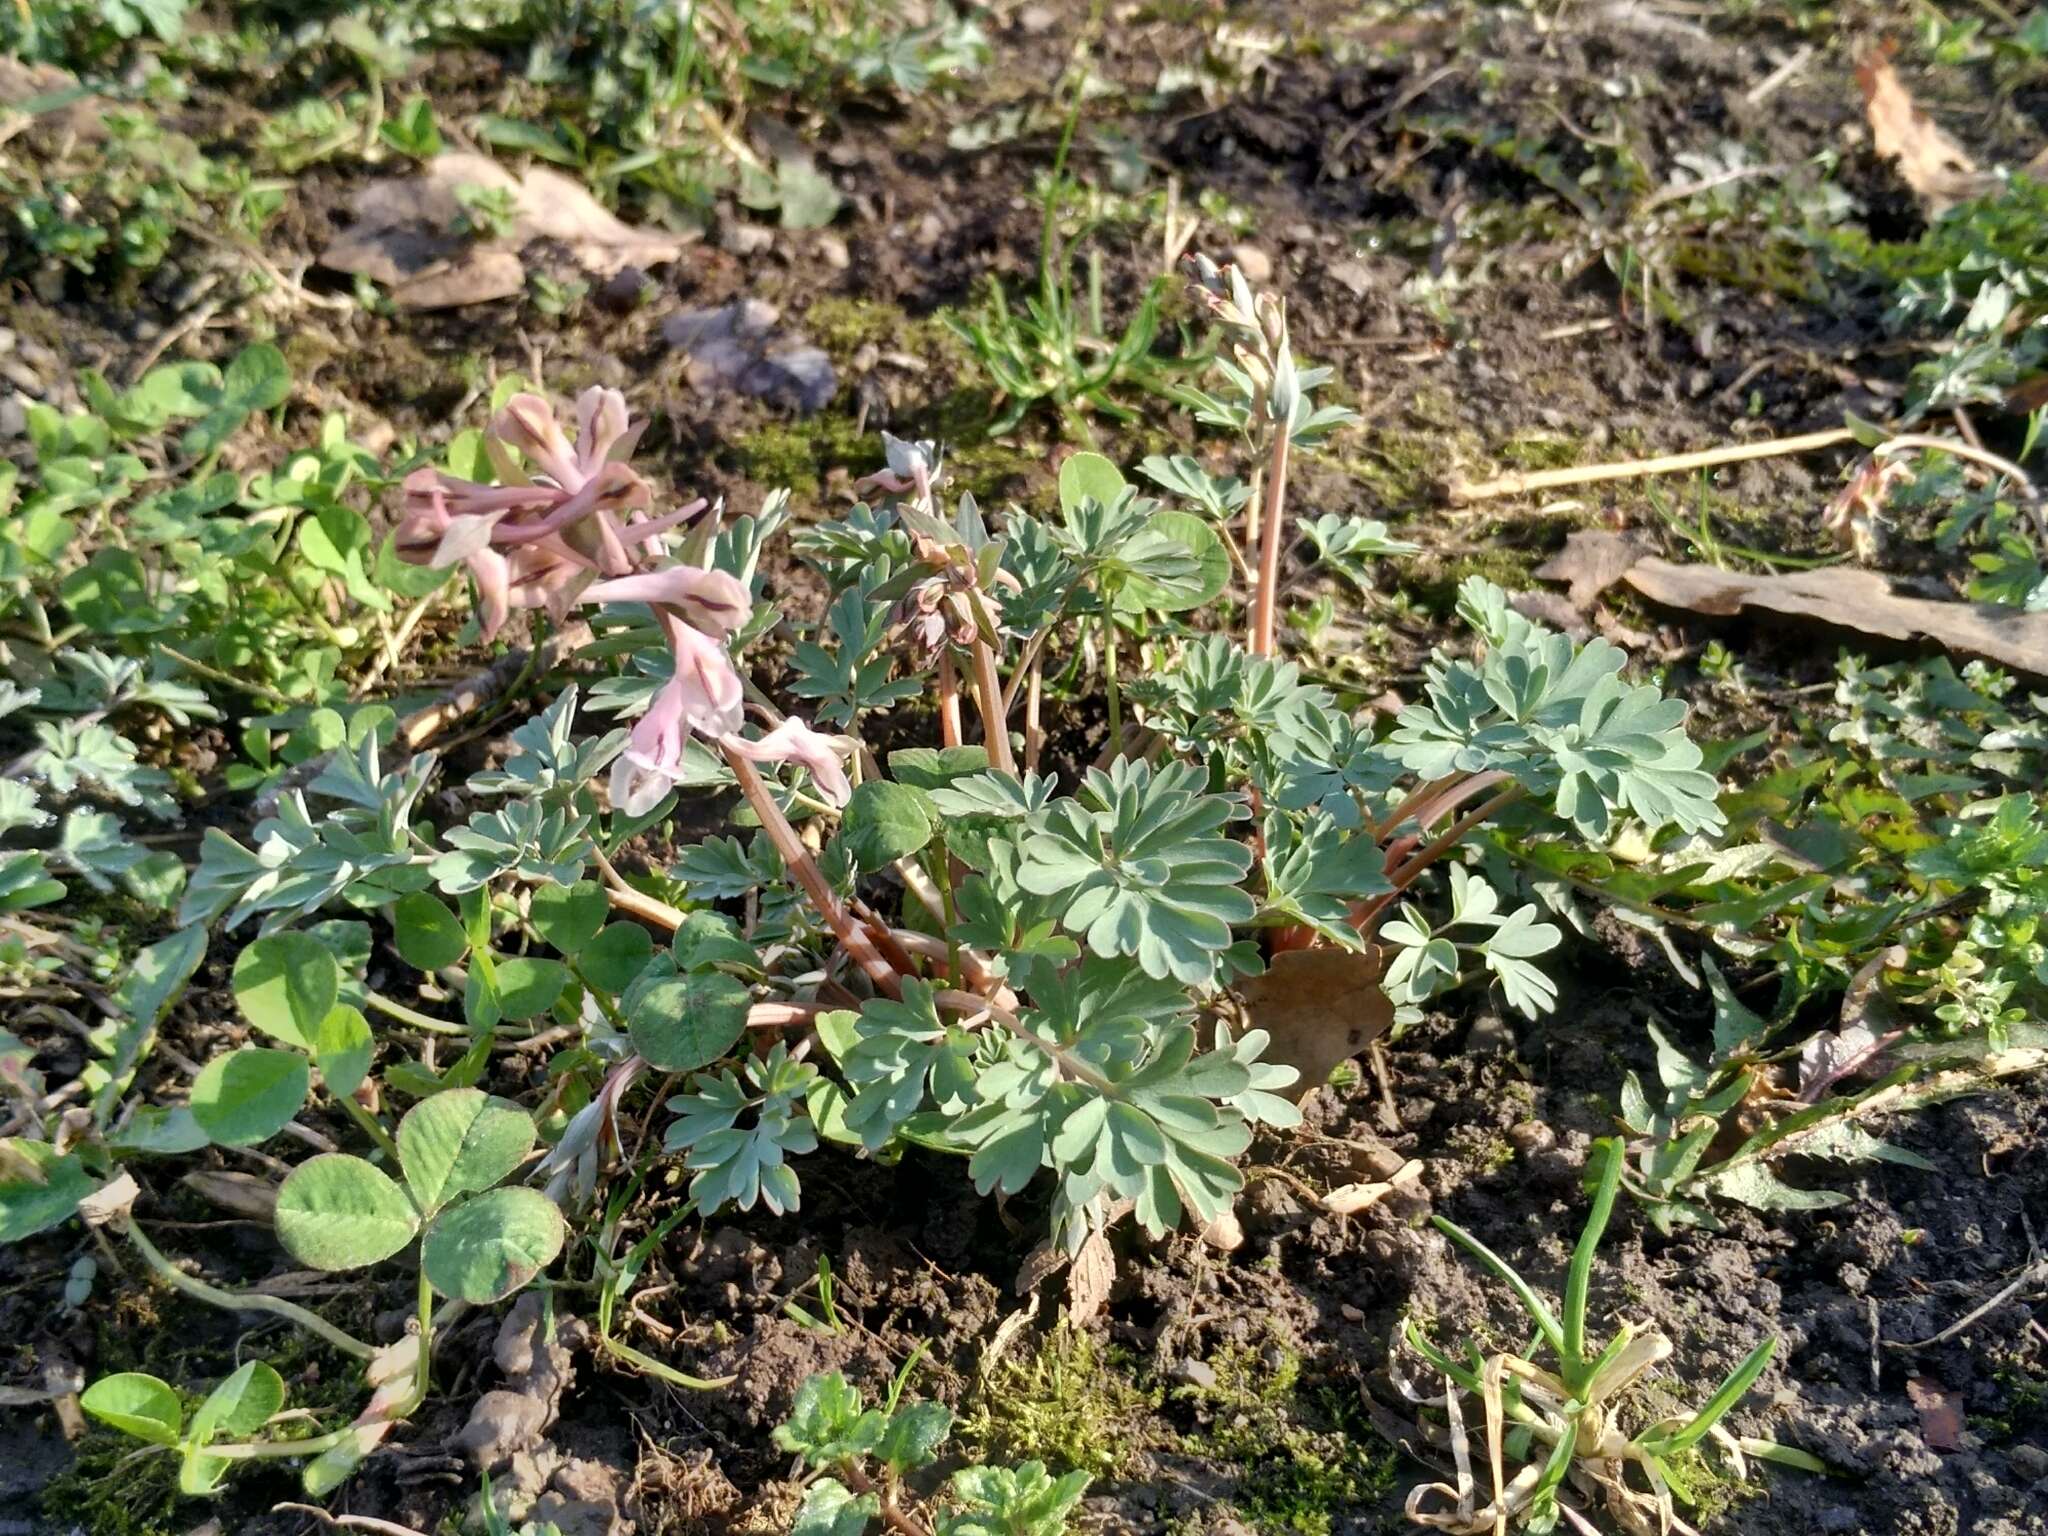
top-left (1198, 1208), bottom-right (1245, 1252)
top-left (1856, 50), bottom-right (1997, 215)
top-left (180, 1169), bottom-right (279, 1221)
top-left (76, 1170), bottom-right (138, 1229)
top-left (1507, 589), bottom-right (1588, 640)
top-left (1233, 946), bottom-right (1392, 1099)
top-left (1620, 557), bottom-right (2048, 682)
top-left (1907, 1376), bottom-right (1965, 1451)
top-left (1066, 1229), bottom-right (1116, 1325)
top-left (1321, 1158), bottom-right (1424, 1216)
top-left (1536, 530), bottom-right (1652, 611)
top-left (320, 151), bottom-right (693, 310)
top-left (0, 60), bottom-right (108, 142)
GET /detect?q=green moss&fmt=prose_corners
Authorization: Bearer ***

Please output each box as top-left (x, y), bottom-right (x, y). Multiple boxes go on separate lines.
top-left (39, 1438), bottom-right (184, 1536)
top-left (730, 411), bottom-right (877, 496)
top-left (1496, 431), bottom-right (1583, 471)
top-left (1180, 1335), bottom-right (1397, 1536)
top-left (959, 1326), bottom-right (1158, 1477)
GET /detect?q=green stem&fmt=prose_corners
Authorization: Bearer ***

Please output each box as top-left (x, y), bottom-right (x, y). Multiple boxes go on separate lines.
top-left (1103, 608), bottom-right (1122, 748)
top-left (363, 988), bottom-right (465, 1035)
top-left (199, 1429), bottom-right (358, 1461)
top-left (123, 1221), bottom-right (376, 1362)
top-left (335, 1092), bottom-right (401, 1165)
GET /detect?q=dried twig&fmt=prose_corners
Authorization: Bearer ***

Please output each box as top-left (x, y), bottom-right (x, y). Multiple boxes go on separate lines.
top-left (1448, 427), bottom-right (1856, 505)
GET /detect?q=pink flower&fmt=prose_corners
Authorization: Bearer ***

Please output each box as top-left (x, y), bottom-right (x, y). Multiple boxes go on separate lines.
top-left (609, 671), bottom-right (692, 816)
top-left (669, 620), bottom-right (745, 737)
top-left (395, 390), bottom-right (713, 639)
top-left (722, 718), bottom-right (854, 808)
top-left (582, 564), bottom-right (753, 638)
top-left (493, 388), bottom-right (645, 493)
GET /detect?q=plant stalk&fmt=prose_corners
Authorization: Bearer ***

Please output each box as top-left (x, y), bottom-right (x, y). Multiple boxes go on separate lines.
top-left (1250, 426), bottom-right (1292, 657)
top-left (724, 746), bottom-right (902, 998)
top-left (123, 1220), bottom-right (376, 1362)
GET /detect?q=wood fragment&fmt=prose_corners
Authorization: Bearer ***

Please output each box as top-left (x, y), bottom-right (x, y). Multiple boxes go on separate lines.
top-left (1448, 428), bottom-right (1854, 505)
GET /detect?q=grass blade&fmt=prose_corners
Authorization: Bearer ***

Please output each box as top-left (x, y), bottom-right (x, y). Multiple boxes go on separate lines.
top-left (1639, 1336), bottom-right (1777, 1456)
top-left (1562, 1138), bottom-right (1622, 1379)
top-left (1431, 1215), bottom-right (1567, 1362)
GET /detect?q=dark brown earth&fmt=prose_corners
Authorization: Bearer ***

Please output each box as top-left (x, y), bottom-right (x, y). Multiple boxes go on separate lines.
top-left (4, 2), bottom-right (2047, 1534)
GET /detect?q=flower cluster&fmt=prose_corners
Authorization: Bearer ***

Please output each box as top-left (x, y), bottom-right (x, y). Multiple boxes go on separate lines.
top-left (397, 387), bottom-right (853, 816)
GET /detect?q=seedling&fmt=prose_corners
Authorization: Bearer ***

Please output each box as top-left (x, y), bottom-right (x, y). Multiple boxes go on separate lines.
top-left (776, 1368), bottom-right (1090, 1536)
top-left (946, 81), bottom-right (1203, 436)
top-left (81, 1361), bottom-right (297, 1496)
top-left (1398, 1140), bottom-right (1819, 1535)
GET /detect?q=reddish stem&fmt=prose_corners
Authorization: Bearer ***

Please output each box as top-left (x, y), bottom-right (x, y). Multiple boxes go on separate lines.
top-left (724, 746), bottom-right (903, 998)
top-left (1249, 426), bottom-right (1292, 657)
top-left (937, 652), bottom-right (963, 747)
top-left (1352, 784), bottom-right (1527, 939)
top-left (968, 636), bottom-right (1017, 774)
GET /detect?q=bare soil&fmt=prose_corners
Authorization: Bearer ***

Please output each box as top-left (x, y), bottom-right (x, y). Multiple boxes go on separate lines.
top-left (5, 3), bottom-right (2047, 1535)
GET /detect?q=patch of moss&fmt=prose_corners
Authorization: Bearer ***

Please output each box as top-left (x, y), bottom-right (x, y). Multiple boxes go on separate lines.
top-left (39, 1437), bottom-right (184, 1536)
top-left (730, 410), bottom-right (877, 496)
top-left (1180, 1335), bottom-right (1397, 1536)
top-left (960, 1326), bottom-right (1158, 1478)
top-left (1496, 431), bottom-right (1583, 471)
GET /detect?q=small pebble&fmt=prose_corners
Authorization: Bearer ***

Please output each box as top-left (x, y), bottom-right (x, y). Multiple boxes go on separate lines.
top-left (817, 234), bottom-right (850, 270)
top-left (1506, 1119), bottom-right (1554, 1155)
top-left (720, 221), bottom-right (774, 256)
top-left (1229, 243), bottom-right (1273, 283)
top-left (1328, 260), bottom-right (1373, 297)
top-left (1173, 1358), bottom-right (1217, 1389)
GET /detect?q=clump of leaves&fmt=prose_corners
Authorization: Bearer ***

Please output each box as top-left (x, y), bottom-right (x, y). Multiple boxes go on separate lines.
top-left (1819, 174), bottom-right (2048, 417)
top-left (946, 85), bottom-right (1203, 436)
top-left (80, 1360), bottom-right (294, 1497)
top-left (777, 1369), bottom-right (1090, 1536)
top-left (1396, 1142), bottom-right (1819, 1535)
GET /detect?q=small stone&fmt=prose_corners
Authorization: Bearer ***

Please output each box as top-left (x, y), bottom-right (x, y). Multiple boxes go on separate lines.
top-left (1018, 4), bottom-right (1056, 33)
top-left (915, 212), bottom-right (944, 245)
top-left (1199, 1208), bottom-right (1244, 1252)
top-left (596, 266), bottom-right (648, 313)
top-left (2012, 1444), bottom-right (2048, 1480)
top-left (1340, 1303), bottom-right (1365, 1323)
top-left (720, 220), bottom-right (774, 256)
top-left (1328, 260), bottom-right (1373, 297)
top-left (1465, 1010), bottom-right (1515, 1054)
top-left (1506, 1120), bottom-right (1554, 1155)
top-left (817, 234), bottom-right (850, 270)
top-left (1173, 1357), bottom-right (1218, 1389)
top-left (1229, 243), bottom-right (1273, 283)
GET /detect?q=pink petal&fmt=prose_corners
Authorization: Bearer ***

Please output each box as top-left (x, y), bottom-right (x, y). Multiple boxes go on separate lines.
top-left (493, 393), bottom-right (584, 491)
top-left (670, 622), bottom-right (745, 737)
top-left (582, 564), bottom-right (752, 637)
top-left (723, 718), bottom-right (853, 808)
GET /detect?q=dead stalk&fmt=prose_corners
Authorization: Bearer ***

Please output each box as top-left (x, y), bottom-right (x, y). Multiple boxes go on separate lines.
top-left (968, 638), bottom-right (1017, 773)
top-left (1447, 426), bottom-right (1856, 505)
